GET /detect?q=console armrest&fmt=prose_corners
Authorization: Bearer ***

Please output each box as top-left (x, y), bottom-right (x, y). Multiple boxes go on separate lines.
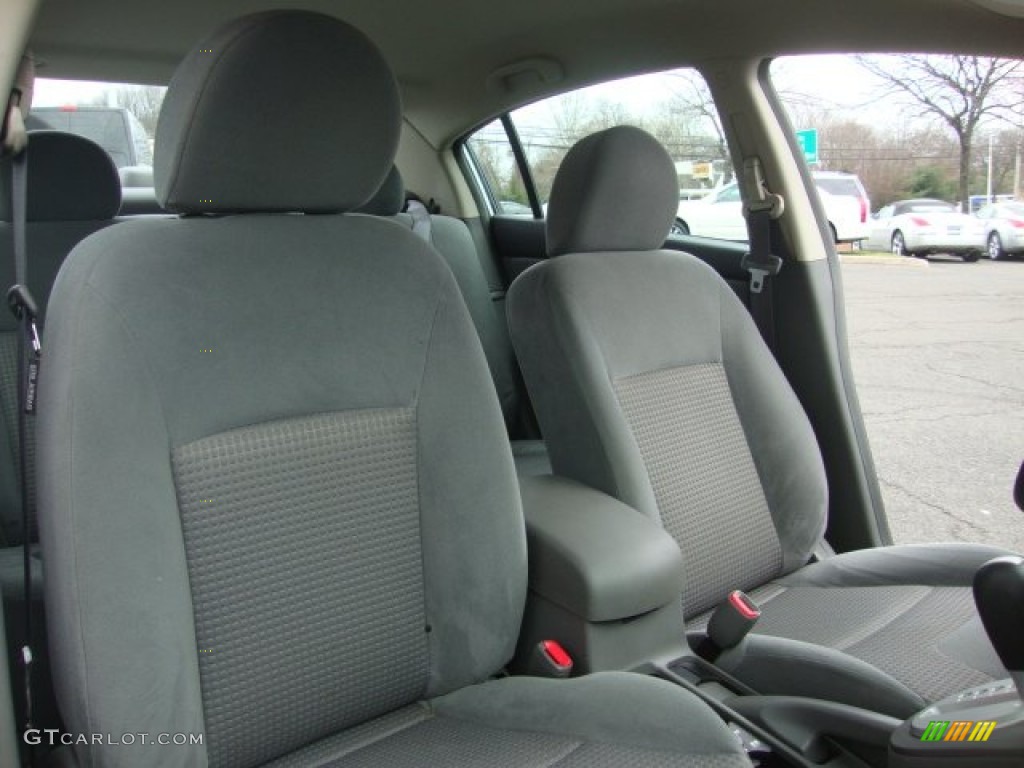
top-left (520, 475), bottom-right (684, 622)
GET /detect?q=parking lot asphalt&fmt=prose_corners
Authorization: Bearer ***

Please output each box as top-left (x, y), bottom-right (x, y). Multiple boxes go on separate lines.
top-left (841, 256), bottom-right (1024, 554)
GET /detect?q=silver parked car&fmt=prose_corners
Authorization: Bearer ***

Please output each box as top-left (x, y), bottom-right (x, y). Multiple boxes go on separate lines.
top-left (976, 201), bottom-right (1024, 260)
top-left (867, 198), bottom-right (985, 261)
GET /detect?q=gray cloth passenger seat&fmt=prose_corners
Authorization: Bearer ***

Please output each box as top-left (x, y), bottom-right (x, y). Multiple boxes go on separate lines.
top-left (0, 128), bottom-right (122, 740)
top-left (358, 167), bottom-right (550, 475)
top-left (508, 125), bottom-right (1017, 719)
top-left (34, 12), bottom-right (750, 767)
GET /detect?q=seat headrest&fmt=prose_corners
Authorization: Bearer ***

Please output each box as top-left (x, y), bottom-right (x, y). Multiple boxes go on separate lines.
top-left (546, 125), bottom-right (679, 257)
top-left (0, 130), bottom-right (121, 222)
top-left (355, 166), bottom-right (405, 216)
top-left (155, 10), bottom-right (400, 214)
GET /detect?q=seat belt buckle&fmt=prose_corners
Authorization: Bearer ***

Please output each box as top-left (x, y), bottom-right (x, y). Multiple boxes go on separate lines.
top-left (7, 283), bottom-right (38, 323)
top-left (7, 284), bottom-right (41, 356)
top-left (526, 639), bottom-right (573, 678)
top-left (740, 251), bottom-right (782, 294)
top-left (700, 590), bottom-right (761, 661)
top-left (8, 285), bottom-right (42, 413)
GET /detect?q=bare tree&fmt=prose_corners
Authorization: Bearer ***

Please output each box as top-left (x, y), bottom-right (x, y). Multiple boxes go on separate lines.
top-left (112, 85), bottom-right (164, 136)
top-left (857, 55), bottom-right (1023, 210)
top-left (548, 91), bottom-right (591, 147)
top-left (984, 128), bottom-right (1022, 194)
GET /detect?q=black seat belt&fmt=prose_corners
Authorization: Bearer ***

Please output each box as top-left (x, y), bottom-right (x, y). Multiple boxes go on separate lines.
top-left (739, 158), bottom-right (783, 352)
top-left (7, 138), bottom-right (41, 763)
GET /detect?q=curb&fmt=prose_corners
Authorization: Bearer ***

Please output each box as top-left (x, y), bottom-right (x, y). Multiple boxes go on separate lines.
top-left (838, 254), bottom-right (930, 267)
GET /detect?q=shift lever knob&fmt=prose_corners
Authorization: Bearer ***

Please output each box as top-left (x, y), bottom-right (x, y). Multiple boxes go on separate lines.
top-left (973, 556), bottom-right (1024, 681)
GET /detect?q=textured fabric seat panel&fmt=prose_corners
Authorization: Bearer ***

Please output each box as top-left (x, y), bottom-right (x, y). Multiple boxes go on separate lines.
top-left (750, 585), bottom-right (932, 649)
top-left (615, 363), bottom-right (782, 616)
top-left (751, 585), bottom-right (1000, 702)
top-left (173, 409), bottom-right (427, 768)
top-left (259, 674), bottom-right (752, 768)
top-left (430, 673), bottom-right (750, 767)
top-left (318, 716), bottom-right (749, 768)
top-left (267, 706), bottom-right (749, 768)
top-left (841, 587), bottom-right (999, 701)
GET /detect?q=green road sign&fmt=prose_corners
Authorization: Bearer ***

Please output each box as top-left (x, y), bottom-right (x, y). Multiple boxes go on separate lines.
top-left (796, 129), bottom-right (818, 164)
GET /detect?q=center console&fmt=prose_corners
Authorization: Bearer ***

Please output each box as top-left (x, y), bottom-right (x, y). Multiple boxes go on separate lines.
top-left (513, 475), bottom-right (688, 674)
top-left (514, 475), bottom-right (1024, 768)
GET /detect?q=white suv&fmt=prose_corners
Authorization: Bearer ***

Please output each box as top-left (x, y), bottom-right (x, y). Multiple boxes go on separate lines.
top-left (813, 171), bottom-right (872, 243)
top-left (675, 171), bottom-right (870, 244)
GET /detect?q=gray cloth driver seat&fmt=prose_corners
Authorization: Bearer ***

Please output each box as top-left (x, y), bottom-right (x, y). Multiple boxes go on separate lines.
top-left (36, 12), bottom-right (749, 767)
top-left (507, 125), bottom-right (1016, 719)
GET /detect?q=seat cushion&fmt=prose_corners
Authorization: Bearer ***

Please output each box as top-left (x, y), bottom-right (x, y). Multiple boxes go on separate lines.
top-left (699, 543), bottom-right (1013, 717)
top-left (263, 672), bottom-right (751, 768)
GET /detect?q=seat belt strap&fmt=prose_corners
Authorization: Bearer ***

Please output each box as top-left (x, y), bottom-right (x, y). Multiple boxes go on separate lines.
top-left (7, 142), bottom-right (41, 755)
top-left (739, 158), bottom-right (783, 351)
top-left (742, 206), bottom-right (780, 351)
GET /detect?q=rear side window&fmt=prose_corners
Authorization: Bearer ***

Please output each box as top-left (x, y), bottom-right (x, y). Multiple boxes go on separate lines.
top-left (465, 119), bottom-right (532, 215)
top-left (32, 108), bottom-right (137, 167)
top-left (896, 201), bottom-right (955, 214)
top-left (816, 178), bottom-right (862, 197)
top-left (462, 68), bottom-right (734, 239)
top-left (31, 79), bottom-right (166, 181)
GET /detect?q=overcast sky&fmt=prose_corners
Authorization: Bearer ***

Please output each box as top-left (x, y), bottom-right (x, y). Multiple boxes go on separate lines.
top-left (33, 54), bottom-right (1016, 141)
top-left (33, 54), bottom-right (880, 118)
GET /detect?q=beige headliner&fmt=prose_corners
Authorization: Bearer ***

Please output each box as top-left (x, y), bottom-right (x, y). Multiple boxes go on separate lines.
top-left (23, 0), bottom-right (1024, 148)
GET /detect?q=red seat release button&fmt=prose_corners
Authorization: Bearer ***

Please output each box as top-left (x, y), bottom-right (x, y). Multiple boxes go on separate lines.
top-left (542, 640), bottom-right (572, 669)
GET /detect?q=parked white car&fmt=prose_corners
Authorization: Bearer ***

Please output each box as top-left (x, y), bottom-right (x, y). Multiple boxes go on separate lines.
top-left (975, 201), bottom-right (1024, 260)
top-left (866, 199), bottom-right (985, 261)
top-left (674, 174), bottom-right (869, 243)
top-left (813, 171), bottom-right (872, 241)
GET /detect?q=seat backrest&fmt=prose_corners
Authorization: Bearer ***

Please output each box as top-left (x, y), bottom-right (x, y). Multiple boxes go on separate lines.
top-left (508, 126), bottom-right (828, 618)
top-left (0, 130), bottom-right (121, 545)
top-left (358, 167), bottom-right (525, 433)
top-left (37, 12), bottom-right (526, 767)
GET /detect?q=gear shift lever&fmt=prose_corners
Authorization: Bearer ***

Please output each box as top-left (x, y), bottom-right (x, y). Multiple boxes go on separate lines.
top-left (974, 556), bottom-right (1024, 697)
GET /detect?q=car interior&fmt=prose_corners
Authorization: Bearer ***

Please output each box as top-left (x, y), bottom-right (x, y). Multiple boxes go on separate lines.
top-left (0, 1), bottom-right (1023, 767)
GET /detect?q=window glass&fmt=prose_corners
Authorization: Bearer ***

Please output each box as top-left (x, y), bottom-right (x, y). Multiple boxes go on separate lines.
top-left (772, 54), bottom-right (1024, 553)
top-left (465, 119), bottom-right (532, 215)
top-left (466, 69), bottom-right (733, 237)
top-left (816, 177), bottom-right (862, 197)
top-left (30, 78), bottom-right (166, 185)
top-left (716, 184), bottom-right (741, 203)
